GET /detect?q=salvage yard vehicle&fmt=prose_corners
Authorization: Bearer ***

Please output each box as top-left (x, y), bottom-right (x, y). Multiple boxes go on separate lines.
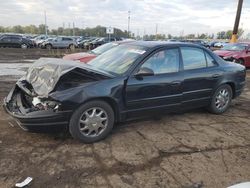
top-left (0, 34), bottom-right (34, 48)
top-left (63, 41), bottom-right (131, 63)
top-left (40, 36), bottom-right (77, 50)
top-left (3, 42), bottom-right (246, 143)
top-left (214, 43), bottom-right (250, 67)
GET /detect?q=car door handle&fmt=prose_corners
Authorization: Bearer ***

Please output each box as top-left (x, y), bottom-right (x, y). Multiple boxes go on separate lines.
top-left (171, 81), bottom-right (181, 86)
top-left (212, 74), bottom-right (221, 78)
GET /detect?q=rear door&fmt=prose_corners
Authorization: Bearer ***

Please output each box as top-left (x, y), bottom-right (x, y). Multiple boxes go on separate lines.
top-left (125, 47), bottom-right (183, 117)
top-left (54, 37), bottom-right (62, 48)
top-left (180, 47), bottom-right (222, 108)
top-left (11, 36), bottom-right (22, 47)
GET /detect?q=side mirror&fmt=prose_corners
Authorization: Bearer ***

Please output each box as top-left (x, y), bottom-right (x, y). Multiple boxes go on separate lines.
top-left (134, 67), bottom-right (154, 78)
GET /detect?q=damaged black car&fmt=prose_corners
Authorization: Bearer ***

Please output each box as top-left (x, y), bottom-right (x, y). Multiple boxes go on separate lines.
top-left (3, 42), bottom-right (246, 143)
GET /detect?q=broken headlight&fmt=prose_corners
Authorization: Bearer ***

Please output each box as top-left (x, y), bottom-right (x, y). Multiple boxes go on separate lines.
top-left (32, 97), bottom-right (60, 111)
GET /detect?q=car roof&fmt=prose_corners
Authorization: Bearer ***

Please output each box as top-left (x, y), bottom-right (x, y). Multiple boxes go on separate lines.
top-left (123, 41), bottom-right (204, 48)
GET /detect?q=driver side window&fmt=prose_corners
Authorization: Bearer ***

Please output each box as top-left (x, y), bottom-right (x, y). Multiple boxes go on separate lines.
top-left (141, 48), bottom-right (179, 74)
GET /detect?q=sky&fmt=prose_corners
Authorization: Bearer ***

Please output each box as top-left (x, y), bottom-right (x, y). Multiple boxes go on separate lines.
top-left (0, 0), bottom-right (250, 36)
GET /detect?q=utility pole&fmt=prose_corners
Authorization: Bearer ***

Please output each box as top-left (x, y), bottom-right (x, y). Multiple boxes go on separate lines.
top-left (231, 0), bottom-right (243, 43)
top-left (128, 11), bottom-right (131, 38)
top-left (155, 23), bottom-right (158, 40)
top-left (73, 22), bottom-right (75, 36)
top-left (44, 11), bottom-right (47, 37)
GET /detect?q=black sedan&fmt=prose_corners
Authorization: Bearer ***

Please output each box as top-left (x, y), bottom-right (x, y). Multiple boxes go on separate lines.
top-left (3, 42), bottom-right (246, 143)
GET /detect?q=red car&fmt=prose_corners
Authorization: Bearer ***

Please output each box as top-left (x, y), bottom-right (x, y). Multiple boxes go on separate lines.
top-left (63, 41), bottom-right (132, 63)
top-left (214, 43), bottom-right (250, 67)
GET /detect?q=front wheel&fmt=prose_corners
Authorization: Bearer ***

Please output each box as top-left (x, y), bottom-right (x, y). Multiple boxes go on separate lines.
top-left (21, 43), bottom-right (28, 49)
top-left (45, 44), bottom-right (52, 50)
top-left (207, 84), bottom-right (232, 114)
top-left (69, 100), bottom-right (114, 143)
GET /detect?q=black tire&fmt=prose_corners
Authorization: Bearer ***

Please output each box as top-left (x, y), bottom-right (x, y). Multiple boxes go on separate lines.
top-left (45, 44), bottom-right (52, 50)
top-left (207, 84), bottom-right (232, 114)
top-left (237, 59), bottom-right (244, 65)
top-left (69, 100), bottom-right (114, 143)
top-left (69, 44), bottom-right (75, 50)
top-left (21, 43), bottom-right (28, 49)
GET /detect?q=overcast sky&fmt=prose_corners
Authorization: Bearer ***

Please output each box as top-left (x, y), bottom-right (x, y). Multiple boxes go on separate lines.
top-left (0, 0), bottom-right (249, 36)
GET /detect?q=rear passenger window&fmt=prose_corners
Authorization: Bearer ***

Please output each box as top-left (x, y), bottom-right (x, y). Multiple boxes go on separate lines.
top-left (205, 52), bottom-right (216, 67)
top-left (181, 47), bottom-right (206, 70)
top-left (63, 38), bottom-right (72, 41)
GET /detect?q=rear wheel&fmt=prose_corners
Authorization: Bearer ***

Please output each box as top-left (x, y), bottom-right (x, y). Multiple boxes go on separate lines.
top-left (45, 44), bottom-right (52, 50)
top-left (207, 84), bottom-right (232, 114)
top-left (69, 44), bottom-right (75, 50)
top-left (69, 100), bottom-right (114, 143)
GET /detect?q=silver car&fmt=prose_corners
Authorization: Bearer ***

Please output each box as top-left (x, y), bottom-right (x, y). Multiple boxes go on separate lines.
top-left (41, 37), bottom-right (77, 50)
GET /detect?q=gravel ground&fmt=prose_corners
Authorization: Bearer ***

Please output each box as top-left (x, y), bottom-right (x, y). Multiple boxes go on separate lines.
top-left (0, 48), bottom-right (250, 188)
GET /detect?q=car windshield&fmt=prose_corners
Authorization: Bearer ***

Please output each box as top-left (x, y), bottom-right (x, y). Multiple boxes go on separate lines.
top-left (88, 45), bottom-right (147, 75)
top-left (91, 42), bottom-right (119, 55)
top-left (221, 44), bottom-right (247, 51)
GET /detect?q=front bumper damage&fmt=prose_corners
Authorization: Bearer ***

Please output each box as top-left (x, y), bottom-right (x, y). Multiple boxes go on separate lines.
top-left (3, 83), bottom-right (72, 129)
top-left (3, 58), bottom-right (112, 130)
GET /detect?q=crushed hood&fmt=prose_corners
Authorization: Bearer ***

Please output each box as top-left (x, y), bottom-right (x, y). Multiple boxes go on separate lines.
top-left (24, 58), bottom-right (113, 97)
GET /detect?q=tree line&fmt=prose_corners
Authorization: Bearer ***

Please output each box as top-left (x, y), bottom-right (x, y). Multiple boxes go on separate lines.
top-left (0, 24), bottom-right (129, 38)
top-left (0, 24), bottom-right (245, 40)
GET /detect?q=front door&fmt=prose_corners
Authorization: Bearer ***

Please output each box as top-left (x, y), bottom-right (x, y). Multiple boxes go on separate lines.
top-left (125, 48), bottom-right (183, 118)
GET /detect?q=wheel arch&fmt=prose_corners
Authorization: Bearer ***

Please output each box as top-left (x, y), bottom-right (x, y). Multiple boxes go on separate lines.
top-left (78, 97), bottom-right (120, 123)
top-left (221, 81), bottom-right (236, 98)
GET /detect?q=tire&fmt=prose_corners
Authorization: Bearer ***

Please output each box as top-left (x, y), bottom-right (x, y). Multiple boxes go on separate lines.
top-left (69, 100), bottom-right (114, 143)
top-left (237, 59), bottom-right (244, 65)
top-left (207, 84), bottom-right (232, 114)
top-left (69, 44), bottom-right (75, 50)
top-left (45, 44), bottom-right (52, 50)
top-left (21, 43), bottom-right (28, 49)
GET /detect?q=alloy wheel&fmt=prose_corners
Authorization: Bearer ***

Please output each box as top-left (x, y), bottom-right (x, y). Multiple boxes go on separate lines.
top-left (215, 89), bottom-right (230, 110)
top-left (79, 107), bottom-right (108, 137)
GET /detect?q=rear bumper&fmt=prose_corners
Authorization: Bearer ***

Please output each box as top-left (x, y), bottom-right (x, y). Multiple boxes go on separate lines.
top-left (3, 86), bottom-right (72, 128)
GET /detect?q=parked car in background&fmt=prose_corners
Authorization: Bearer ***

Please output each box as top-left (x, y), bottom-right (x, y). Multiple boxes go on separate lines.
top-left (214, 42), bottom-right (229, 48)
top-left (63, 41), bottom-right (132, 63)
top-left (32, 35), bottom-right (49, 47)
top-left (84, 38), bottom-right (100, 49)
top-left (91, 37), bottom-right (120, 48)
top-left (214, 43), bottom-right (250, 67)
top-left (40, 36), bottom-right (77, 50)
top-left (186, 39), bottom-right (209, 48)
top-left (39, 38), bottom-right (55, 48)
top-left (208, 41), bottom-right (219, 49)
top-left (0, 34), bottom-right (34, 48)
top-left (4, 42), bottom-right (246, 143)
top-left (77, 38), bottom-right (96, 49)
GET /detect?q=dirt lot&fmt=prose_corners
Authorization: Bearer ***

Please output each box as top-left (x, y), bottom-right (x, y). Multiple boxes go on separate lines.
top-left (0, 49), bottom-right (250, 188)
